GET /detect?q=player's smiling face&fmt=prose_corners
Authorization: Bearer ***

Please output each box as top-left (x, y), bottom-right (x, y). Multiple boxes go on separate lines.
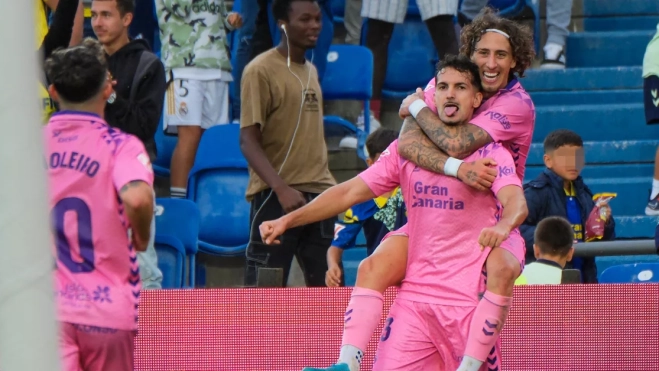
top-left (434, 67), bottom-right (482, 126)
top-left (471, 32), bottom-right (516, 97)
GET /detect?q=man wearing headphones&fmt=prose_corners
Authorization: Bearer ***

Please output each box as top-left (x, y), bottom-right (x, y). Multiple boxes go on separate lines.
top-left (239, 0), bottom-right (336, 288)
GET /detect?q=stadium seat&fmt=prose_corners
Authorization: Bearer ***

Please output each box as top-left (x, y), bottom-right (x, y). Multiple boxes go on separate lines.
top-left (322, 44), bottom-right (373, 160)
top-left (599, 263), bottom-right (659, 284)
top-left (152, 116), bottom-right (177, 177)
top-left (154, 234), bottom-right (186, 289)
top-left (155, 198), bottom-right (201, 287)
top-left (361, 17), bottom-right (438, 100)
top-left (331, 0), bottom-right (345, 22)
top-left (187, 124), bottom-right (250, 257)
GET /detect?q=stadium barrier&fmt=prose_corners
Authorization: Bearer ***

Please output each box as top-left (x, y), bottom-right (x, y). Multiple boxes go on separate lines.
top-left (135, 285), bottom-right (659, 370)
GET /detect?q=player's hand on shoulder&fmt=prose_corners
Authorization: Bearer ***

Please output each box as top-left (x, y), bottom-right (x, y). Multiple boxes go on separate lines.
top-left (478, 224), bottom-right (510, 250)
top-left (398, 88), bottom-right (425, 119)
top-left (457, 158), bottom-right (497, 192)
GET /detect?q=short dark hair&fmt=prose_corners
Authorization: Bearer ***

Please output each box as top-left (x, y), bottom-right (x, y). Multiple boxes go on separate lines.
top-left (366, 128), bottom-right (399, 160)
top-left (534, 216), bottom-right (574, 256)
top-left (92, 0), bottom-right (134, 16)
top-left (272, 0), bottom-right (317, 22)
top-left (45, 38), bottom-right (108, 104)
top-left (435, 54), bottom-right (483, 92)
top-left (543, 129), bottom-right (584, 153)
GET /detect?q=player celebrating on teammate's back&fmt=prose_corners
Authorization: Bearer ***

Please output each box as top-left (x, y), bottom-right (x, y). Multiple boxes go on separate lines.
top-left (44, 39), bottom-right (155, 371)
top-left (261, 54), bottom-right (528, 370)
top-left (294, 8), bottom-right (536, 371)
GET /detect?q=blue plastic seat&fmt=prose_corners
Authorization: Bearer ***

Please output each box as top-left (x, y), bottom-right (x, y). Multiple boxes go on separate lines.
top-left (361, 17), bottom-right (437, 100)
top-left (187, 124), bottom-right (250, 257)
top-left (599, 263), bottom-right (659, 284)
top-left (154, 234), bottom-right (186, 289)
top-left (322, 44), bottom-right (374, 160)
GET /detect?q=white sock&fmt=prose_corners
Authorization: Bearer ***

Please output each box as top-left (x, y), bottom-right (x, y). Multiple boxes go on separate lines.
top-left (170, 187), bottom-right (187, 199)
top-left (456, 355), bottom-right (483, 371)
top-left (337, 344), bottom-right (363, 371)
top-left (543, 42), bottom-right (563, 60)
top-left (651, 179), bottom-right (659, 200)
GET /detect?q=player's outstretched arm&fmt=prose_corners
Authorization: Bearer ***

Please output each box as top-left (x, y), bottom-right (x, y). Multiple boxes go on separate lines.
top-left (119, 180), bottom-right (154, 252)
top-left (479, 185), bottom-right (529, 249)
top-left (398, 117), bottom-right (497, 191)
top-left (259, 177), bottom-right (377, 245)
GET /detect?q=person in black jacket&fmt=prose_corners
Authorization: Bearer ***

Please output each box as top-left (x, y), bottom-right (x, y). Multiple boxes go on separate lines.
top-left (91, 0), bottom-right (166, 162)
top-left (92, 0), bottom-right (166, 290)
top-left (521, 129), bottom-right (616, 283)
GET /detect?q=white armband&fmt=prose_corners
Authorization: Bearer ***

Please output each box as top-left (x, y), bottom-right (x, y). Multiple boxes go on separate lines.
top-left (444, 157), bottom-right (463, 178)
top-left (409, 99), bottom-right (428, 119)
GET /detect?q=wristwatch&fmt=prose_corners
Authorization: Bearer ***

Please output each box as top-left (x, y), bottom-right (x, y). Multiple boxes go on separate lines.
top-left (107, 91), bottom-right (117, 104)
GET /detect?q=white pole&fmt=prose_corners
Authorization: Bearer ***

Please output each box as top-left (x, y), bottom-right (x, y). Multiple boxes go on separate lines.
top-left (0, 0), bottom-right (60, 369)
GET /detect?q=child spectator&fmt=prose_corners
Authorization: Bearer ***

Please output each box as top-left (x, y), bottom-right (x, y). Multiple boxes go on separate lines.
top-left (516, 216), bottom-right (574, 285)
top-left (326, 128), bottom-right (405, 287)
top-left (520, 129), bottom-right (615, 283)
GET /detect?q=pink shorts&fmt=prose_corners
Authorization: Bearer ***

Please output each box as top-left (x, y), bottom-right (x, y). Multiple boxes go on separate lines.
top-left (383, 223), bottom-right (526, 271)
top-left (59, 322), bottom-right (136, 371)
top-left (372, 298), bottom-right (501, 371)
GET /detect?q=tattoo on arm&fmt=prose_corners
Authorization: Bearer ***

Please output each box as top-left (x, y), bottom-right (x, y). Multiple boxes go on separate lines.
top-left (415, 109), bottom-right (493, 159)
top-left (120, 180), bottom-right (145, 194)
top-left (398, 117), bottom-right (449, 174)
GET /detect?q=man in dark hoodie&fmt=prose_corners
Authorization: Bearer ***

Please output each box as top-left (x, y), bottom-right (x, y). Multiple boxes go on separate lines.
top-left (92, 0), bottom-right (166, 289)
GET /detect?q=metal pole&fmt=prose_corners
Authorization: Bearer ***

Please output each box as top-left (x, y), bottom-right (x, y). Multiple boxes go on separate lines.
top-left (0, 0), bottom-right (60, 369)
top-left (573, 239), bottom-right (658, 257)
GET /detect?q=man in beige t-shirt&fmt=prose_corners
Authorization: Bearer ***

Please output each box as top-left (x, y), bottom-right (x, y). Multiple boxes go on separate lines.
top-left (239, 0), bottom-right (336, 287)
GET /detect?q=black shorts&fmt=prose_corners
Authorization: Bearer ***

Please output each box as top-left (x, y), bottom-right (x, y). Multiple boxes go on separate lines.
top-left (644, 75), bottom-right (659, 124)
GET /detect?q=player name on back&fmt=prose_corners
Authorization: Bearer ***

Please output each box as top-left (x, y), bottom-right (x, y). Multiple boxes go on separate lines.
top-left (48, 151), bottom-right (101, 178)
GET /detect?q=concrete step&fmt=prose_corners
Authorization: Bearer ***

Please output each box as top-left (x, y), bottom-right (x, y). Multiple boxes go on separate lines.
top-left (521, 67), bottom-right (643, 92)
top-left (566, 31), bottom-right (654, 68)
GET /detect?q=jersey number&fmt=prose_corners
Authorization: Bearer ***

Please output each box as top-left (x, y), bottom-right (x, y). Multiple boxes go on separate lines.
top-left (52, 197), bottom-right (95, 273)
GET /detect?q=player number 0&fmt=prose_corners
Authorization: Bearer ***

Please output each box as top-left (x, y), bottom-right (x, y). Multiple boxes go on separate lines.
top-left (52, 197), bottom-right (96, 273)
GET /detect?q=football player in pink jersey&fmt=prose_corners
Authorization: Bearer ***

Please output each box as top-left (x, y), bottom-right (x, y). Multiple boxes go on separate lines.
top-left (44, 39), bottom-right (154, 371)
top-left (290, 8), bottom-right (537, 371)
top-left (261, 55), bottom-right (528, 370)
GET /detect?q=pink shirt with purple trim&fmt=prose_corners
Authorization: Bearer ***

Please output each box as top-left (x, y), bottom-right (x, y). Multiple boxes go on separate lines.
top-left (360, 140), bottom-right (524, 305)
top-left (45, 111), bottom-right (154, 331)
top-left (423, 78), bottom-right (535, 180)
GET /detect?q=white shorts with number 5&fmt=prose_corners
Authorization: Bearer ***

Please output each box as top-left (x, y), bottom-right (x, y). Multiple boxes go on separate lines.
top-left (163, 78), bottom-right (230, 134)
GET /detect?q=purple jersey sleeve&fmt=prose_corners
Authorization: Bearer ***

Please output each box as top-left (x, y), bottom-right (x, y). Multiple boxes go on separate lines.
top-left (469, 95), bottom-right (533, 143)
top-left (358, 140), bottom-right (402, 196)
top-left (112, 137), bottom-right (154, 192)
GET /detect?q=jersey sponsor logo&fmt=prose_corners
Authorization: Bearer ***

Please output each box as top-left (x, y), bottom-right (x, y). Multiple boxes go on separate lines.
top-left (410, 181), bottom-right (465, 210)
top-left (334, 223), bottom-right (345, 240)
top-left (485, 111), bottom-right (511, 130)
top-left (498, 165), bottom-right (514, 177)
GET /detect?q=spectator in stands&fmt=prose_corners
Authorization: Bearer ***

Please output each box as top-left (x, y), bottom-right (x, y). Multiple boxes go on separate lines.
top-left (36, 0), bottom-right (84, 48)
top-left (460, 0), bottom-right (573, 69)
top-left (92, 0), bottom-right (166, 289)
top-left (233, 0), bottom-right (333, 122)
top-left (326, 128), bottom-right (405, 287)
top-left (515, 216), bottom-right (575, 285)
top-left (642, 23), bottom-right (659, 214)
top-left (156, 0), bottom-right (243, 199)
top-left (240, 0), bottom-right (336, 287)
top-left (343, 0), bottom-right (362, 45)
top-left (520, 129), bottom-right (615, 283)
top-left (38, 0), bottom-right (84, 124)
top-left (358, 0), bottom-right (460, 130)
